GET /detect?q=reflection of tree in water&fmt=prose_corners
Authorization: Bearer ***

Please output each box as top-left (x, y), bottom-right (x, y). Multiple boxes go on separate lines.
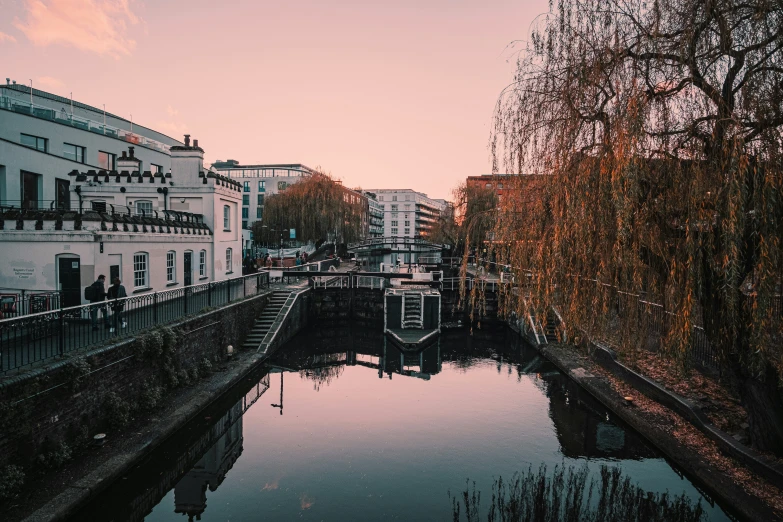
top-left (450, 463), bottom-right (704, 522)
top-left (298, 353), bottom-right (346, 391)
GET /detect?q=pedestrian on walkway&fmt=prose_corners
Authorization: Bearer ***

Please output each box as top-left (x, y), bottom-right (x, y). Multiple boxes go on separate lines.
top-left (87, 275), bottom-right (110, 331)
top-left (107, 277), bottom-right (128, 333)
top-left (295, 252), bottom-right (302, 267)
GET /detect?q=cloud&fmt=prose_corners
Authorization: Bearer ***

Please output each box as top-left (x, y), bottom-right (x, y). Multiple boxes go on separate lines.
top-left (37, 76), bottom-right (66, 91)
top-left (0, 31), bottom-right (17, 43)
top-left (155, 120), bottom-right (189, 137)
top-left (14, 0), bottom-right (140, 58)
top-left (166, 105), bottom-right (179, 117)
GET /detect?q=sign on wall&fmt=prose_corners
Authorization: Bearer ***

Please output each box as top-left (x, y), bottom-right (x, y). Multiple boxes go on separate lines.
top-left (289, 229), bottom-right (296, 239)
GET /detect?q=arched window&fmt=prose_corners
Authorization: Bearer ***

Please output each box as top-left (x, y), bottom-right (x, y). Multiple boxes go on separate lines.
top-left (226, 248), bottom-right (233, 274)
top-left (166, 251), bottom-right (176, 283)
top-left (133, 252), bottom-right (149, 288)
top-left (199, 250), bottom-right (207, 277)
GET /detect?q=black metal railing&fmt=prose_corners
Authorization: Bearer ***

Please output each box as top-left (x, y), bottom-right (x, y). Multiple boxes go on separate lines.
top-left (0, 289), bottom-right (62, 317)
top-left (0, 271), bottom-right (270, 374)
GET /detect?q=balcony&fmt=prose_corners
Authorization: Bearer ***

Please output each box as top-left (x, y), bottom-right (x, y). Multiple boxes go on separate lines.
top-left (0, 96), bottom-right (172, 154)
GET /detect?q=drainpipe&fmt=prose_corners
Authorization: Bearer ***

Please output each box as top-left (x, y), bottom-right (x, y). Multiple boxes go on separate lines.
top-left (74, 185), bottom-right (83, 213)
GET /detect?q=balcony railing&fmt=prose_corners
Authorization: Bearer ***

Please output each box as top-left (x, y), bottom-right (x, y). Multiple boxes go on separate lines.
top-left (1, 96), bottom-right (172, 154)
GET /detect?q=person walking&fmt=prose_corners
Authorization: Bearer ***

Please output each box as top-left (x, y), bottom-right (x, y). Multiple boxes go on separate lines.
top-left (87, 275), bottom-right (110, 331)
top-left (107, 277), bottom-right (128, 333)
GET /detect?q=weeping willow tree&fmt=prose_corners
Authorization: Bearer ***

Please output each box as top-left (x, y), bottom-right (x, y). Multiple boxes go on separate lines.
top-left (485, 0), bottom-right (783, 454)
top-left (257, 172), bottom-right (366, 246)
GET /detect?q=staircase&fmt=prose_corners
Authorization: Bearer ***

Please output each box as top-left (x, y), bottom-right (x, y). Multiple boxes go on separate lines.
top-left (403, 292), bottom-right (423, 329)
top-left (242, 291), bottom-right (291, 350)
top-left (545, 310), bottom-right (559, 343)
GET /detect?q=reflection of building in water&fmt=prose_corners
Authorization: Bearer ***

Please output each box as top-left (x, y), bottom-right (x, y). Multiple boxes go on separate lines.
top-left (543, 374), bottom-right (655, 460)
top-left (173, 400), bottom-right (245, 521)
top-left (351, 339), bottom-right (441, 380)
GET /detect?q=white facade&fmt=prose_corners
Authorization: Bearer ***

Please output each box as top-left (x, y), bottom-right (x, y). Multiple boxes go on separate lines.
top-left (0, 137), bottom-right (243, 307)
top-left (363, 189), bottom-right (446, 239)
top-left (0, 80), bottom-right (181, 210)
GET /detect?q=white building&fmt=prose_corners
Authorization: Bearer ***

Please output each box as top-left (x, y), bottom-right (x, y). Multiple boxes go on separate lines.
top-left (211, 161), bottom-right (315, 230)
top-left (0, 79), bottom-right (181, 210)
top-left (363, 189), bottom-right (446, 239)
top-left (0, 137), bottom-right (243, 308)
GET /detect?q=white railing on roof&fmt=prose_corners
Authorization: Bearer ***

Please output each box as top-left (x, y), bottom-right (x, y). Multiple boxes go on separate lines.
top-left (0, 96), bottom-right (172, 154)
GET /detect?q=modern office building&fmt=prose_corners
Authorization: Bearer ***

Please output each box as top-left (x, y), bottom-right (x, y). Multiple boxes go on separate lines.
top-left (363, 189), bottom-right (447, 239)
top-left (211, 161), bottom-right (315, 230)
top-left (0, 78), bottom-right (182, 211)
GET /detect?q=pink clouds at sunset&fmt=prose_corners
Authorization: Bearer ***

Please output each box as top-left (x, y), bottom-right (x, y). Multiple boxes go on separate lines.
top-left (0, 31), bottom-right (17, 43)
top-left (2, 0), bottom-right (551, 199)
top-left (13, 0), bottom-right (140, 57)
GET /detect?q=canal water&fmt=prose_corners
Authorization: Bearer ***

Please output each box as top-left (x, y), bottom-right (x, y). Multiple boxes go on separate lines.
top-left (73, 326), bottom-right (733, 521)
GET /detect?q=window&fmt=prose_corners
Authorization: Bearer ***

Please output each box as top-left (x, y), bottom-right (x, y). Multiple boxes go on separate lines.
top-left (243, 195), bottom-right (249, 205)
top-left (278, 181), bottom-right (287, 191)
top-left (150, 164), bottom-right (163, 174)
top-left (404, 228), bottom-right (410, 235)
top-left (133, 253), bottom-right (148, 288)
top-left (256, 206), bottom-right (263, 218)
top-left (391, 227), bottom-right (398, 235)
top-left (405, 204), bottom-right (411, 210)
top-left (242, 207), bottom-right (248, 219)
top-left (199, 250), bottom-right (207, 277)
top-left (135, 200), bottom-right (153, 216)
top-left (391, 204), bottom-right (398, 211)
top-left (242, 221), bottom-right (248, 229)
top-left (379, 196), bottom-right (384, 201)
top-left (392, 195), bottom-right (397, 201)
top-left (257, 194), bottom-right (264, 205)
top-left (258, 180), bottom-right (265, 191)
top-left (166, 251), bottom-right (176, 283)
top-left (21, 133), bottom-right (47, 152)
top-left (485, 183), bottom-right (492, 188)
top-left (243, 181), bottom-right (250, 192)
top-left (223, 205), bottom-right (230, 230)
top-left (404, 220), bottom-right (410, 226)
top-left (226, 248), bottom-right (233, 273)
top-left (391, 212), bottom-right (398, 218)
top-left (91, 200), bottom-right (107, 212)
top-left (63, 143), bottom-right (85, 163)
top-left (98, 151), bottom-right (116, 170)
top-left (391, 220), bottom-right (398, 227)
top-left (498, 183), bottom-right (503, 189)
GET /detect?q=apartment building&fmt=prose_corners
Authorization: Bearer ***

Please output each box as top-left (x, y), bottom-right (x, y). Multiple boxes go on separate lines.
top-left (363, 189), bottom-right (447, 239)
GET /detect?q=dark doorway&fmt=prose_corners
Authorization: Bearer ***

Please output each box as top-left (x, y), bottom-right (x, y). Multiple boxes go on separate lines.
top-left (110, 265), bottom-right (120, 285)
top-left (21, 171), bottom-right (40, 209)
top-left (55, 179), bottom-right (70, 210)
top-left (183, 252), bottom-right (192, 286)
top-left (58, 257), bottom-right (81, 308)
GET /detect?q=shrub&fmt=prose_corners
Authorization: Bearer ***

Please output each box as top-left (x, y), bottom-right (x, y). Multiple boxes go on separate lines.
top-left (0, 465), bottom-right (25, 501)
top-left (138, 381), bottom-right (164, 411)
top-left (103, 392), bottom-right (132, 430)
top-left (198, 358), bottom-right (213, 377)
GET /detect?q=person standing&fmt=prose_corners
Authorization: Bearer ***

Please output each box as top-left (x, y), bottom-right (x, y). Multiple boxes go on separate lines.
top-left (88, 275), bottom-right (110, 331)
top-left (107, 277), bottom-right (128, 333)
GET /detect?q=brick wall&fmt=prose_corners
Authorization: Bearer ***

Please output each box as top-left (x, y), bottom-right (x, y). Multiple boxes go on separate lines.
top-left (0, 291), bottom-right (270, 469)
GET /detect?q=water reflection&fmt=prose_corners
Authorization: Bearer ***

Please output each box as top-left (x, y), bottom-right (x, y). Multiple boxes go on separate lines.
top-left (72, 327), bottom-right (730, 522)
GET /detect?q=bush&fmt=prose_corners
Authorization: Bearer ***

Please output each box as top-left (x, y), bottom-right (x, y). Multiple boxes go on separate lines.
top-left (178, 369), bottom-right (191, 387)
top-left (198, 358), bottom-right (213, 378)
top-left (103, 392), bottom-right (132, 430)
top-left (0, 465), bottom-right (25, 501)
top-left (138, 381), bottom-right (164, 411)
top-left (35, 442), bottom-right (72, 470)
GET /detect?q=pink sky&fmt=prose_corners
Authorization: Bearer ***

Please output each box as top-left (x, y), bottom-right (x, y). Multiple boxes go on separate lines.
top-left (2, 0), bottom-right (549, 199)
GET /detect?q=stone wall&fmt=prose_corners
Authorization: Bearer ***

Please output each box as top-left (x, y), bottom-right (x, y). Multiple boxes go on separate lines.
top-left (312, 288), bottom-right (384, 328)
top-left (0, 291), bottom-right (271, 469)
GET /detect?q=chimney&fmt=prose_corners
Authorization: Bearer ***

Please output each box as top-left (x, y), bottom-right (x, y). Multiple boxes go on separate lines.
top-left (5, 79), bottom-right (9, 85)
top-left (116, 147), bottom-right (141, 172)
top-left (184, 134), bottom-right (190, 147)
top-left (128, 146), bottom-right (135, 158)
top-left (193, 139), bottom-right (198, 148)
